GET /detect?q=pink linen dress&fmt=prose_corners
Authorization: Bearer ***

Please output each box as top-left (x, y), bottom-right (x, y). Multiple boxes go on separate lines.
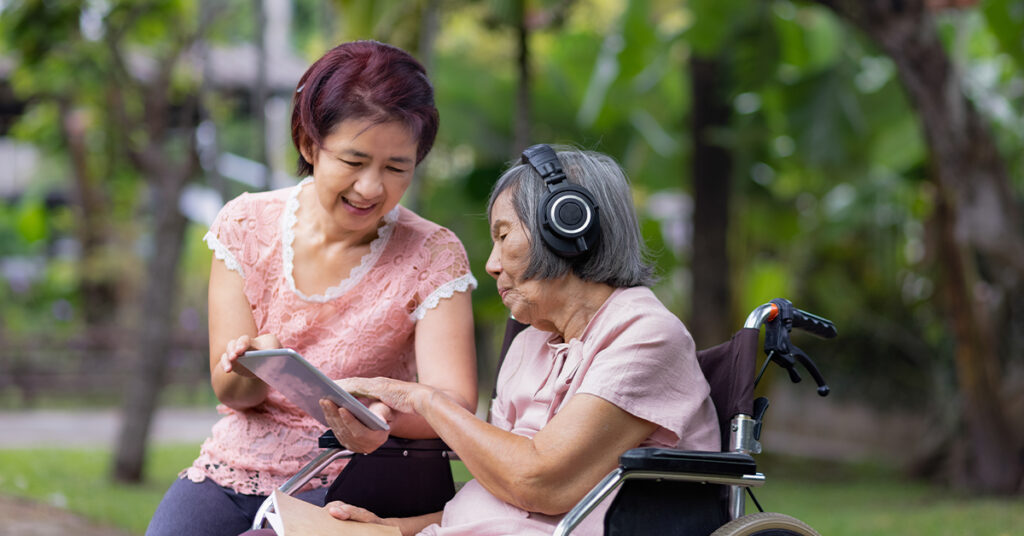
top-left (418, 286), bottom-right (719, 536)
top-left (185, 178), bottom-right (477, 495)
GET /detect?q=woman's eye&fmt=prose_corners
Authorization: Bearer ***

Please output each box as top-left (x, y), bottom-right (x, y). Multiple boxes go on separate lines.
top-left (387, 166), bottom-right (408, 173)
top-left (341, 159), bottom-right (362, 167)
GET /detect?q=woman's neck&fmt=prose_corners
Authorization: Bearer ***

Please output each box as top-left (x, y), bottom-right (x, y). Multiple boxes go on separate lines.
top-left (545, 279), bottom-right (616, 343)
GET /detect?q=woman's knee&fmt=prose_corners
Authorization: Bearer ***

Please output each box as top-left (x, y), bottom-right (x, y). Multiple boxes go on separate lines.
top-left (146, 478), bottom-right (259, 536)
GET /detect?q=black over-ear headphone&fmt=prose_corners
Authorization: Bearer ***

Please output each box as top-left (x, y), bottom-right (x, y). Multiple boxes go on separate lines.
top-left (521, 144), bottom-right (601, 258)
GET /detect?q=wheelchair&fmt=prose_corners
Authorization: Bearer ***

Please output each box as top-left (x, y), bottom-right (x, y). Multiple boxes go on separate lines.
top-left (253, 298), bottom-right (837, 535)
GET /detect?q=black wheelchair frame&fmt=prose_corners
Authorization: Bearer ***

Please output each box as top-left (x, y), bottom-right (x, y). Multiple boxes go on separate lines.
top-left (252, 298), bottom-right (837, 535)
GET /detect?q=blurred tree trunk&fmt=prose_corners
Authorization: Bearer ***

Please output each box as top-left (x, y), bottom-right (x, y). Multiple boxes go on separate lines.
top-left (113, 166), bottom-right (192, 482)
top-left (815, 0), bottom-right (1023, 493)
top-left (510, 0), bottom-right (575, 153)
top-left (404, 0), bottom-right (441, 214)
top-left (104, 7), bottom-right (204, 482)
top-left (689, 55), bottom-right (734, 347)
top-left (514, 0), bottom-right (531, 153)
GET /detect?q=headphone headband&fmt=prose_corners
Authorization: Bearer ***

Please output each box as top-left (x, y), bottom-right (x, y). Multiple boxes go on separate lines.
top-left (521, 144), bottom-right (566, 186)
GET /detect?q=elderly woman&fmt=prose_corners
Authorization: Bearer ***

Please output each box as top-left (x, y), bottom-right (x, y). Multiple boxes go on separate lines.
top-left (277, 146), bottom-right (719, 535)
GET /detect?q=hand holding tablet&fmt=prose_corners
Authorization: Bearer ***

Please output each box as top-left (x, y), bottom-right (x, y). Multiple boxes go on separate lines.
top-left (239, 349), bottom-right (390, 431)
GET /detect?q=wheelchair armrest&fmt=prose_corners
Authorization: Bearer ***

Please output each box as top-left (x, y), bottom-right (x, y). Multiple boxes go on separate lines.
top-left (619, 448), bottom-right (756, 477)
top-left (318, 430), bottom-right (451, 453)
top-left (553, 450), bottom-right (760, 536)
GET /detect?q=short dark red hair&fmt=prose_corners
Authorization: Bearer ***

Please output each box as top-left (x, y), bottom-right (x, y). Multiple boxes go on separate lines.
top-left (291, 40), bottom-right (439, 176)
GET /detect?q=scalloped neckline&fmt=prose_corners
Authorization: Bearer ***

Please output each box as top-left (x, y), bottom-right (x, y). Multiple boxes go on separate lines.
top-left (281, 178), bottom-right (399, 303)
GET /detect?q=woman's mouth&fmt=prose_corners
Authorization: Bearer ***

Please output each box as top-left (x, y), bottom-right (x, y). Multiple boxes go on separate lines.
top-left (343, 197), bottom-right (377, 215)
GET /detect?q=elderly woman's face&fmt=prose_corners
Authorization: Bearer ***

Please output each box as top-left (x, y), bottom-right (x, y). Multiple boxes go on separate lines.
top-left (486, 190), bottom-right (548, 325)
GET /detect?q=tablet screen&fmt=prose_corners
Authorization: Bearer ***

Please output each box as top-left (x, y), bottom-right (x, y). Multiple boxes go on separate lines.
top-left (240, 349), bottom-right (390, 432)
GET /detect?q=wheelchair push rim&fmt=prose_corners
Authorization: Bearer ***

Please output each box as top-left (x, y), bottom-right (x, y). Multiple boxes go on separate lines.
top-left (710, 512), bottom-right (822, 536)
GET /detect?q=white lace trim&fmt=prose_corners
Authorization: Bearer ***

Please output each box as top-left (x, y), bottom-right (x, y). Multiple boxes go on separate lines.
top-left (281, 177), bottom-right (400, 303)
top-left (410, 272), bottom-right (479, 321)
top-left (204, 231), bottom-right (244, 278)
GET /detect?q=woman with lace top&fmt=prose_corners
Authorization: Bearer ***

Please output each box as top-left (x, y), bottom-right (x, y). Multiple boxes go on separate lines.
top-left (145, 41), bottom-right (478, 536)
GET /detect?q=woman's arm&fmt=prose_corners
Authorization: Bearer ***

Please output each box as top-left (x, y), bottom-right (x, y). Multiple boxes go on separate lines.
top-left (340, 378), bottom-right (657, 516)
top-left (421, 390), bottom-right (655, 515)
top-left (323, 290), bottom-right (477, 452)
top-left (207, 256), bottom-right (268, 410)
top-left (401, 288), bottom-right (479, 432)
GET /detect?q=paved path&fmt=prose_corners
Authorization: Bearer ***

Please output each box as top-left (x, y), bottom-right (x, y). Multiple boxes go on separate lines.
top-left (0, 494), bottom-right (134, 536)
top-left (0, 407), bottom-right (221, 449)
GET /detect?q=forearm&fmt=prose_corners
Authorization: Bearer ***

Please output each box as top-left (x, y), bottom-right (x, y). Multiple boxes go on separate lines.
top-left (211, 366), bottom-right (268, 410)
top-left (387, 389), bottom-right (475, 439)
top-left (413, 390), bottom-right (562, 513)
top-left (415, 390), bottom-right (655, 515)
top-left (343, 376), bottom-right (582, 512)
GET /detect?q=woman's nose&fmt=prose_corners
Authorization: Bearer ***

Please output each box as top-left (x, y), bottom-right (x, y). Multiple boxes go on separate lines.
top-left (485, 244), bottom-right (501, 279)
top-left (354, 169), bottom-right (385, 199)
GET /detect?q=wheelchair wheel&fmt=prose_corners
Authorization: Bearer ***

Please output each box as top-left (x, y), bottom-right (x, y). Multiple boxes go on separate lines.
top-left (710, 512), bottom-right (821, 536)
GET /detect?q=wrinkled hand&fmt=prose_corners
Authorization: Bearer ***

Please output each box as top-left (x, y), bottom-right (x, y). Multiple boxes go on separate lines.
top-left (335, 377), bottom-right (430, 415)
top-left (219, 333), bottom-right (281, 378)
top-left (326, 500), bottom-right (390, 526)
top-left (320, 398), bottom-right (391, 454)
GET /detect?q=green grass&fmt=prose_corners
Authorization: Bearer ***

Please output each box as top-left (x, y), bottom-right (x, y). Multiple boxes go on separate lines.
top-left (749, 456), bottom-right (1024, 536)
top-left (0, 444), bottom-right (201, 534)
top-left (1, 447), bottom-right (1021, 535)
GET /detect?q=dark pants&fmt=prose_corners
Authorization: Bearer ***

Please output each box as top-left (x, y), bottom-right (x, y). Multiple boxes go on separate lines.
top-left (145, 477), bottom-right (327, 536)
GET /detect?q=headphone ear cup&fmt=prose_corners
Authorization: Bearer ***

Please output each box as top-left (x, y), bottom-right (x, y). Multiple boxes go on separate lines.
top-left (538, 185), bottom-right (601, 258)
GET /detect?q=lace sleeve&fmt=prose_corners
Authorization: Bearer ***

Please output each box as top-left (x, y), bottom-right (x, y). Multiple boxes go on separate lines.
top-left (204, 232), bottom-right (244, 277)
top-left (410, 228), bottom-right (478, 321)
top-left (204, 196), bottom-right (246, 278)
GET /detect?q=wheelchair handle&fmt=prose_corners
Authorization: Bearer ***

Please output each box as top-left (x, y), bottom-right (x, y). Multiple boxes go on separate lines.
top-left (749, 299), bottom-right (835, 398)
top-left (743, 300), bottom-right (837, 339)
top-left (792, 309), bottom-right (837, 339)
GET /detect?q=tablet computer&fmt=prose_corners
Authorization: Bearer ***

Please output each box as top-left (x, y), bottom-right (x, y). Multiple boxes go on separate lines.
top-left (240, 349), bottom-right (390, 432)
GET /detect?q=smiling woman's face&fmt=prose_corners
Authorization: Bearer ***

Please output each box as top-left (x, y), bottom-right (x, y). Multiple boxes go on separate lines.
top-left (302, 118), bottom-right (417, 237)
top-left (485, 190), bottom-right (553, 326)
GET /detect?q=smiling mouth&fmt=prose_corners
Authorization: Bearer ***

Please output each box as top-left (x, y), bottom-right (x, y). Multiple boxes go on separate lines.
top-left (343, 196), bottom-right (377, 211)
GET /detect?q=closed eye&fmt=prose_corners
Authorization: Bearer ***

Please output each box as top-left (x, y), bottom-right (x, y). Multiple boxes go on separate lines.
top-left (341, 159), bottom-right (363, 167)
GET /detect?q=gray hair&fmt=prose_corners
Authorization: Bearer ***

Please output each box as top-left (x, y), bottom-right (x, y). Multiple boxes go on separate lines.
top-left (486, 146), bottom-right (656, 288)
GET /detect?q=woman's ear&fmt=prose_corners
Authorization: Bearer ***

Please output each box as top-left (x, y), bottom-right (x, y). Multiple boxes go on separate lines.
top-left (299, 141), bottom-right (316, 168)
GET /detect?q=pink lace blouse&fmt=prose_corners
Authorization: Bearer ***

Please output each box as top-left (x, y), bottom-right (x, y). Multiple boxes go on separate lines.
top-left (418, 286), bottom-right (719, 536)
top-left (186, 178), bottom-right (477, 495)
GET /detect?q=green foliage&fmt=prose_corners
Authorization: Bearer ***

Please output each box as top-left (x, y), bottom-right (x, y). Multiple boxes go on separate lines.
top-left (685, 0), bottom-right (751, 56)
top-left (980, 0), bottom-right (1024, 71)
